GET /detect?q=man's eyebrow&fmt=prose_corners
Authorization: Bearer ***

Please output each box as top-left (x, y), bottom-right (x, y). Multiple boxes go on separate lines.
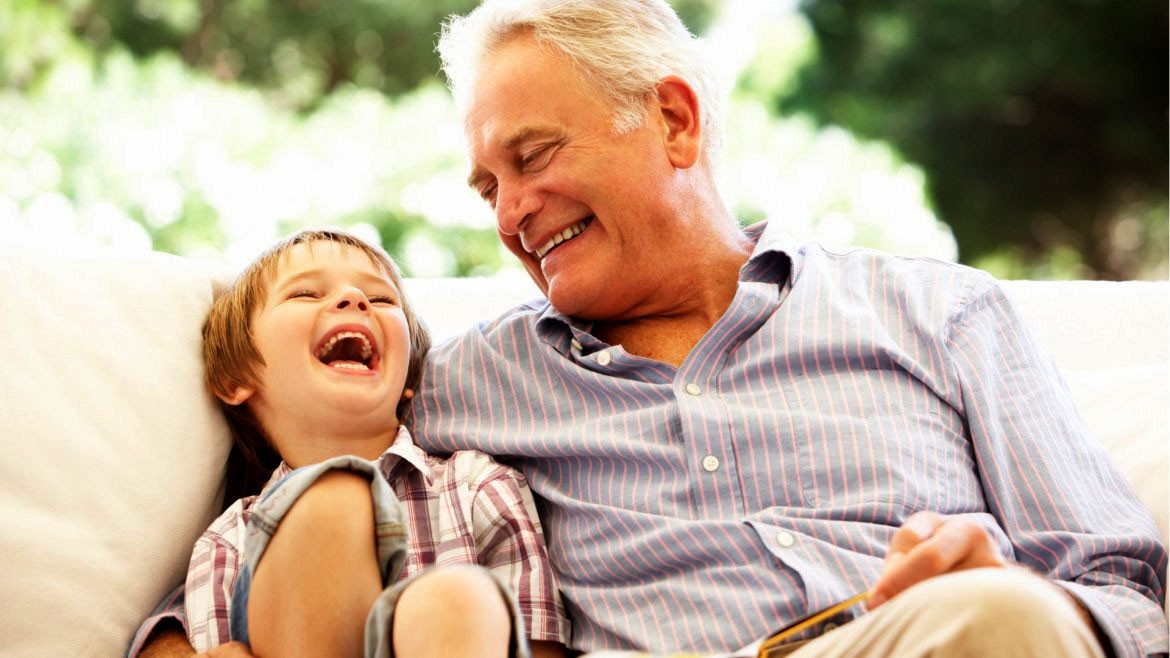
top-left (466, 127), bottom-right (562, 189)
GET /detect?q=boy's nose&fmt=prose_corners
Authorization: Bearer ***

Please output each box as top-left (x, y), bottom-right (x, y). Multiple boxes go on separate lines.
top-left (335, 290), bottom-right (368, 312)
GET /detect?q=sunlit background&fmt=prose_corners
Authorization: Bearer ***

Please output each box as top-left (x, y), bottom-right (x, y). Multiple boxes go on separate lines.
top-left (1, 0), bottom-right (1166, 280)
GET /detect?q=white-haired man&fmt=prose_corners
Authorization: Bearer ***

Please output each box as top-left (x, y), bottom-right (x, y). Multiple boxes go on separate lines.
top-left (133, 1), bottom-right (1166, 657)
top-left (420, 1), bottom-right (1165, 657)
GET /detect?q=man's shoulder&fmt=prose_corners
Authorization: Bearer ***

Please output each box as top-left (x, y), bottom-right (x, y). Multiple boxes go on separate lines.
top-left (429, 296), bottom-right (550, 357)
top-left (802, 243), bottom-right (997, 297)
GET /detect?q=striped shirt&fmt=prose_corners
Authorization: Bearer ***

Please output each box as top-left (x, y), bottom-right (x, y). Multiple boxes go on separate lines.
top-left (414, 221), bottom-right (1168, 657)
top-left (127, 427), bottom-right (569, 656)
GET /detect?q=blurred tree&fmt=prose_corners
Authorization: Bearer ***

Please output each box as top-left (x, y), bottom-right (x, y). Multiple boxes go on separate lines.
top-left (10, 0), bottom-right (720, 111)
top-left (771, 0), bottom-right (1168, 279)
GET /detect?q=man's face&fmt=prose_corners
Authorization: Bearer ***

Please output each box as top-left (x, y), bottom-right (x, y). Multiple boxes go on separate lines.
top-left (238, 242), bottom-right (411, 453)
top-left (464, 35), bottom-right (679, 320)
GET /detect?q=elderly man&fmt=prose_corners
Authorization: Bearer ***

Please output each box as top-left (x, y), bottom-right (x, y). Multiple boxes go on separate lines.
top-left (134, 1), bottom-right (1166, 657)
top-left (419, 1), bottom-right (1166, 657)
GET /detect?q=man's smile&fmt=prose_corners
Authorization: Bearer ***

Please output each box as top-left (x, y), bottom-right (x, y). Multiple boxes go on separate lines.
top-left (532, 216), bottom-right (594, 260)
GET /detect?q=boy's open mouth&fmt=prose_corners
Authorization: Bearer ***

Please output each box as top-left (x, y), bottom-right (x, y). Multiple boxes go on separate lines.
top-left (315, 329), bottom-right (378, 371)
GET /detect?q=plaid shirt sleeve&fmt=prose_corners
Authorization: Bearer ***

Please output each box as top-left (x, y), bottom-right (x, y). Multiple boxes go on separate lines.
top-left (183, 497), bottom-right (251, 653)
top-left (124, 584), bottom-right (186, 658)
top-left (417, 450), bottom-right (571, 645)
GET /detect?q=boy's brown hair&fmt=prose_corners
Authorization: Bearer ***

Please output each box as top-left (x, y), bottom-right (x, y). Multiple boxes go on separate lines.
top-left (203, 229), bottom-right (431, 487)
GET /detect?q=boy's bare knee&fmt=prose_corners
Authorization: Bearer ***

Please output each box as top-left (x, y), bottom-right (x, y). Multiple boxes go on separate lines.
top-left (393, 566), bottom-right (512, 658)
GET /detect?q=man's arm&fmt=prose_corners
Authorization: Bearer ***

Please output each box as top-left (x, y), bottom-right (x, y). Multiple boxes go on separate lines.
top-left (907, 281), bottom-right (1166, 656)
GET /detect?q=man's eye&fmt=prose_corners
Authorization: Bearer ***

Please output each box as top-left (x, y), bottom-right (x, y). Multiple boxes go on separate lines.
top-left (520, 145), bottom-right (554, 171)
top-left (480, 183), bottom-right (497, 208)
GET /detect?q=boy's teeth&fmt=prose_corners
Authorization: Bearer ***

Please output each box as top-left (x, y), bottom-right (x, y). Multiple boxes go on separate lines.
top-left (317, 331), bottom-right (372, 359)
top-left (535, 219), bottom-right (589, 259)
top-left (331, 361), bottom-right (370, 371)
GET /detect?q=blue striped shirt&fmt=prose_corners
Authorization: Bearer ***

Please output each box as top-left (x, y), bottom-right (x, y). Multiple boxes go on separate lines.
top-left (414, 221), bottom-right (1167, 656)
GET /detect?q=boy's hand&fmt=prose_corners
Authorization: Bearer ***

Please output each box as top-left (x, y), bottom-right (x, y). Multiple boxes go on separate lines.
top-left (868, 511), bottom-right (1007, 608)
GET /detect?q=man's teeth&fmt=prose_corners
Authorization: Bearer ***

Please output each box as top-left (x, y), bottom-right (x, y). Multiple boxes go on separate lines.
top-left (317, 331), bottom-right (373, 361)
top-left (534, 219), bottom-right (589, 259)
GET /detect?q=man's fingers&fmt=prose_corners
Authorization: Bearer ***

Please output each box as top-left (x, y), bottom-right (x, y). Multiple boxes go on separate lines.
top-left (872, 517), bottom-right (1000, 608)
top-left (886, 511), bottom-right (944, 555)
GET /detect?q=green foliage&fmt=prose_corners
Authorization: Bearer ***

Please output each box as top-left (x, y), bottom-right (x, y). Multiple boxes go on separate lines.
top-left (79, 0), bottom-right (479, 110)
top-left (773, 0), bottom-right (1168, 279)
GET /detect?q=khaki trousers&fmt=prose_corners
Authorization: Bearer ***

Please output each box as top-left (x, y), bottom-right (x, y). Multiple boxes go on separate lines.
top-left (767, 568), bottom-right (1105, 658)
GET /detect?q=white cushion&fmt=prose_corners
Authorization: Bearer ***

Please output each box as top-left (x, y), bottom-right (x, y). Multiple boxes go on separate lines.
top-left (0, 245), bottom-right (232, 658)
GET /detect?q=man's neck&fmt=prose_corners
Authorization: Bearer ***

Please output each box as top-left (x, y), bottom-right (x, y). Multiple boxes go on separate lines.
top-left (593, 234), bottom-right (753, 368)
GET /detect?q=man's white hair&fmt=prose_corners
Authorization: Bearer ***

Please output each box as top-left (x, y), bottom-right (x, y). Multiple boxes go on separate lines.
top-left (438, 0), bottom-right (723, 162)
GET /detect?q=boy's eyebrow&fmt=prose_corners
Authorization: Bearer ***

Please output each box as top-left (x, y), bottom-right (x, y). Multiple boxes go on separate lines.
top-left (466, 126), bottom-right (562, 189)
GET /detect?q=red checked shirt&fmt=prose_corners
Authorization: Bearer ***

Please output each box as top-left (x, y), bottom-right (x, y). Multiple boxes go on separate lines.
top-left (128, 426), bottom-right (569, 655)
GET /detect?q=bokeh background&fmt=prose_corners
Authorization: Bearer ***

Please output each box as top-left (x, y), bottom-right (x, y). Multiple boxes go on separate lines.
top-left (1, 0), bottom-right (1166, 280)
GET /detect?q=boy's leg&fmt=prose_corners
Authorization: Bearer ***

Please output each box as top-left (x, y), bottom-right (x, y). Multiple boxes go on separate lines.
top-left (366, 565), bottom-right (525, 658)
top-left (247, 470), bottom-right (384, 658)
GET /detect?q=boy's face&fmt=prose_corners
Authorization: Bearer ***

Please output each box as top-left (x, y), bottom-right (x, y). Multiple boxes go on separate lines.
top-left (227, 241), bottom-right (411, 458)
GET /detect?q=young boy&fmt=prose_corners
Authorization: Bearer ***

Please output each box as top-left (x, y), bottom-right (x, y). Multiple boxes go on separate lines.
top-left (185, 229), bottom-right (568, 658)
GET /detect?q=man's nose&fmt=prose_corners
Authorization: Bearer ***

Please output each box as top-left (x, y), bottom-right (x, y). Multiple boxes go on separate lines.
top-left (495, 178), bottom-right (540, 238)
top-left (335, 289), bottom-right (368, 312)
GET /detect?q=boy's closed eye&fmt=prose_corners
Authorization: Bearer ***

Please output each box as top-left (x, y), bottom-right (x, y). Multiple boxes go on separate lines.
top-left (287, 288), bottom-right (397, 305)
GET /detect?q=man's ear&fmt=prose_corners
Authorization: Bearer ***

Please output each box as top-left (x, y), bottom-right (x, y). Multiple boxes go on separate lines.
top-left (655, 76), bottom-right (702, 169)
top-left (216, 384), bottom-right (254, 406)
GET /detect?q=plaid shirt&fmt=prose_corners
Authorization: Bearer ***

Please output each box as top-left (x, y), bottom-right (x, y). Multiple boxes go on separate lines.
top-left (128, 426), bottom-right (569, 655)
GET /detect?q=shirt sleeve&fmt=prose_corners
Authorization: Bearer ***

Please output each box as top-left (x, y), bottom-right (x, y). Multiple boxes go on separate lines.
top-left (466, 455), bottom-right (572, 645)
top-left (183, 499), bottom-right (249, 653)
top-left (124, 585), bottom-right (187, 658)
top-left (945, 281), bottom-right (1168, 658)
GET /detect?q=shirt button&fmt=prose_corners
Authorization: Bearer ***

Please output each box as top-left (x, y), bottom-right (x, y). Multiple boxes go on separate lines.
top-left (571, 338), bottom-right (583, 351)
top-left (776, 531), bottom-right (795, 548)
top-left (823, 622), bottom-right (838, 633)
top-left (701, 455), bottom-right (720, 472)
top-left (597, 351), bottom-right (611, 366)
top-left (685, 383), bottom-right (702, 396)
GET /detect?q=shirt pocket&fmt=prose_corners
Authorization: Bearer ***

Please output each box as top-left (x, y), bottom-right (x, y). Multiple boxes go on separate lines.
top-left (793, 411), bottom-right (982, 515)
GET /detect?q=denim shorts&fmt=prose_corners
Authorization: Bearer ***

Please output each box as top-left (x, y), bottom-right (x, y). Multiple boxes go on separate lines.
top-left (227, 455), bottom-right (528, 658)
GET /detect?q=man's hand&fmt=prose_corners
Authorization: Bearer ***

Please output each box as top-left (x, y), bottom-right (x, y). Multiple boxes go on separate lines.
top-left (868, 511), bottom-right (1007, 609)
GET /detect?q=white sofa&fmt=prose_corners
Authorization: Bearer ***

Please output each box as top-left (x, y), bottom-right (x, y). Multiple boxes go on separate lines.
top-left (1, 243), bottom-right (1166, 657)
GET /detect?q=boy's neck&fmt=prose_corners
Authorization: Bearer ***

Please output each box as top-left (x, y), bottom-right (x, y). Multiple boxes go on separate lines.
top-left (273, 425), bottom-right (400, 469)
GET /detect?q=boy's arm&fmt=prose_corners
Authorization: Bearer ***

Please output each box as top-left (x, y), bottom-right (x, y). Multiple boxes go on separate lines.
top-left (468, 456), bottom-right (571, 649)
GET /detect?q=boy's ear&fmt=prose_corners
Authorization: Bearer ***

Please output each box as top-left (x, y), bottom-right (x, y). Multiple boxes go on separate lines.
top-left (216, 384), bottom-right (254, 406)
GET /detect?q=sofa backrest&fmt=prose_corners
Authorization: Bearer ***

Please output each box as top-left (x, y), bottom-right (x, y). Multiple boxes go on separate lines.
top-left (0, 243), bottom-right (1166, 656)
